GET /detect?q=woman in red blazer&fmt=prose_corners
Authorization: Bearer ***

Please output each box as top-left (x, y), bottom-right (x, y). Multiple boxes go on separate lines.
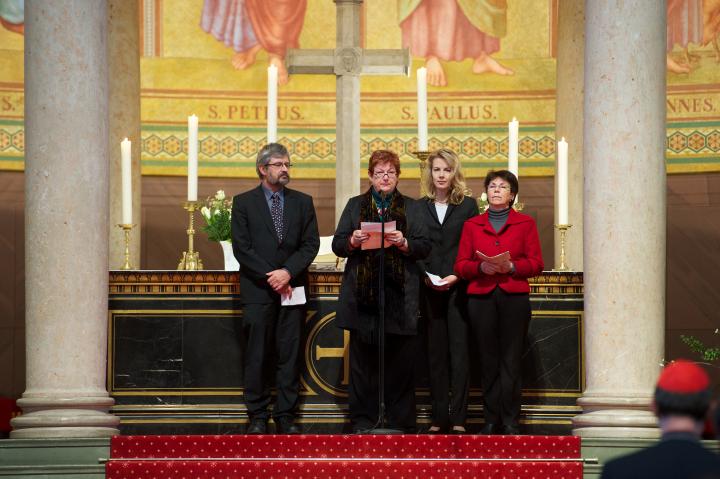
top-left (454, 170), bottom-right (543, 435)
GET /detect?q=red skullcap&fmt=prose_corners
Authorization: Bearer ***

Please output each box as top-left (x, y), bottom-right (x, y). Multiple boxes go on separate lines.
top-left (656, 359), bottom-right (710, 394)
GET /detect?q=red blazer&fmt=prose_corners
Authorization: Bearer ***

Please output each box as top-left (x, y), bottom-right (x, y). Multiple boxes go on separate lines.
top-left (454, 208), bottom-right (544, 295)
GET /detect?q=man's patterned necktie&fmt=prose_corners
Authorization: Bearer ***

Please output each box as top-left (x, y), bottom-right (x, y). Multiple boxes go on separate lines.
top-left (271, 192), bottom-right (283, 242)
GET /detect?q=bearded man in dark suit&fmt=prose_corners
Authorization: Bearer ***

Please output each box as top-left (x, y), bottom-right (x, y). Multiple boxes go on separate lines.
top-left (231, 143), bottom-right (319, 435)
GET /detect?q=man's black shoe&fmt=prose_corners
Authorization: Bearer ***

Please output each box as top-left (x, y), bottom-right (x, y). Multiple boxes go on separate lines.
top-left (275, 417), bottom-right (301, 434)
top-left (479, 423), bottom-right (497, 435)
top-left (246, 419), bottom-right (267, 435)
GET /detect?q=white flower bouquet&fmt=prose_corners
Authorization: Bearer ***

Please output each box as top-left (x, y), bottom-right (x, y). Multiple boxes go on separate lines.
top-left (200, 190), bottom-right (232, 242)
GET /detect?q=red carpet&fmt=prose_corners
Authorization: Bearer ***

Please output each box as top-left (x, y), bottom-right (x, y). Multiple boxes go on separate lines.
top-left (106, 434), bottom-right (582, 478)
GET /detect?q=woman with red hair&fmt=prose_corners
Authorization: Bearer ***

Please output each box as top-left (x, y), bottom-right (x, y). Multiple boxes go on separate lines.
top-left (333, 150), bottom-right (431, 433)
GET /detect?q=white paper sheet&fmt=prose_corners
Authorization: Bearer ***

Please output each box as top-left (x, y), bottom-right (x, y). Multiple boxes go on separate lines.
top-left (425, 272), bottom-right (448, 286)
top-left (360, 220), bottom-right (397, 250)
top-left (281, 286), bottom-right (307, 306)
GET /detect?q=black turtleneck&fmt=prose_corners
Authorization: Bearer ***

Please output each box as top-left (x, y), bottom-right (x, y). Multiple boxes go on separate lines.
top-left (488, 207), bottom-right (510, 232)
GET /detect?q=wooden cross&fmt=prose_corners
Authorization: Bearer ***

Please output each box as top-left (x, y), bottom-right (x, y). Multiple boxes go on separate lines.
top-left (286, 0), bottom-right (410, 224)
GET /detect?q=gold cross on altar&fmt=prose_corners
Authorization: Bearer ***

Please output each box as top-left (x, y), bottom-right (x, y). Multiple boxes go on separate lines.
top-left (286, 0), bottom-right (410, 224)
top-left (315, 329), bottom-right (351, 386)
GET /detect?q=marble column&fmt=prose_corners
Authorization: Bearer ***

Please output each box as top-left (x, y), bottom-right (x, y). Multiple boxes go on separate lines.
top-left (572, 0), bottom-right (666, 438)
top-left (12, 0), bottom-right (119, 438)
top-left (108, 0), bottom-right (141, 269)
top-left (554, 0), bottom-right (584, 271)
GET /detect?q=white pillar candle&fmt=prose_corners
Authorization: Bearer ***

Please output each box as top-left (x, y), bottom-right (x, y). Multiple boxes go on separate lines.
top-left (508, 117), bottom-right (519, 175)
top-left (558, 137), bottom-right (569, 225)
top-left (417, 67), bottom-right (428, 151)
top-left (120, 137), bottom-right (132, 225)
top-left (187, 114), bottom-right (198, 202)
top-left (508, 117), bottom-right (519, 204)
top-left (267, 64), bottom-right (278, 143)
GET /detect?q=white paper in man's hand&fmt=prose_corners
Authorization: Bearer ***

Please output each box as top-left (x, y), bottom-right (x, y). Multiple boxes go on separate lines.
top-left (281, 286), bottom-right (307, 306)
top-left (425, 272), bottom-right (448, 286)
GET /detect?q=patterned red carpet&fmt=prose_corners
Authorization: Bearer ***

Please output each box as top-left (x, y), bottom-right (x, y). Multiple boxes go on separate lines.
top-left (106, 434), bottom-right (583, 478)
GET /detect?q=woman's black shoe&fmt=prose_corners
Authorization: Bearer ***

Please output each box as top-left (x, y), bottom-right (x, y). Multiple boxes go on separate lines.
top-left (423, 425), bottom-right (448, 434)
top-left (479, 423), bottom-right (497, 435)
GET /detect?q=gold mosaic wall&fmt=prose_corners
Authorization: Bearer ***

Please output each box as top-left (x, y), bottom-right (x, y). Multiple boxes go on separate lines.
top-left (1, 0), bottom-right (719, 178)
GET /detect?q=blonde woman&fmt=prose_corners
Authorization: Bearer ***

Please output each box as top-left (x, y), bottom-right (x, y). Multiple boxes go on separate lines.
top-left (417, 148), bottom-right (478, 434)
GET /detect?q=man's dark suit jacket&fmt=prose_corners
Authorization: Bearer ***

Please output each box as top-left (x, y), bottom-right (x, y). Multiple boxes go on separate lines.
top-left (601, 434), bottom-right (720, 479)
top-left (231, 185), bottom-right (320, 304)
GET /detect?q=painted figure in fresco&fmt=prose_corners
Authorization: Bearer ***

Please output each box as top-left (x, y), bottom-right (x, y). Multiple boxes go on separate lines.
top-left (200, 0), bottom-right (307, 85)
top-left (666, 0), bottom-right (720, 73)
top-left (399, 0), bottom-right (512, 87)
top-left (666, 0), bottom-right (703, 73)
top-left (703, 0), bottom-right (720, 62)
top-left (0, 0), bottom-right (23, 35)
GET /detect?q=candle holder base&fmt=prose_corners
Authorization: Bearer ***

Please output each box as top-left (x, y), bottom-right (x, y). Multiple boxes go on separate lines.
top-left (512, 202), bottom-right (524, 212)
top-left (178, 251), bottom-right (204, 271)
top-left (177, 201), bottom-right (204, 271)
top-left (116, 224), bottom-right (135, 270)
top-left (413, 151), bottom-right (430, 196)
top-left (552, 224), bottom-right (572, 271)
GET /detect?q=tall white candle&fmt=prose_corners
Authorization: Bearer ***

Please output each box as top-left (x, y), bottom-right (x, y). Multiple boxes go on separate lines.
top-left (508, 117), bottom-right (519, 204)
top-left (557, 137), bottom-right (569, 225)
top-left (120, 138), bottom-right (132, 225)
top-left (417, 67), bottom-right (428, 151)
top-left (188, 114), bottom-right (198, 202)
top-left (508, 117), bottom-right (519, 176)
top-left (267, 64), bottom-right (278, 143)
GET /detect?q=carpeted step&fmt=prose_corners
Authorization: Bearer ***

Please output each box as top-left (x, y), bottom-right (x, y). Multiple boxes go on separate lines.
top-left (106, 457), bottom-right (583, 479)
top-left (111, 434), bottom-right (580, 459)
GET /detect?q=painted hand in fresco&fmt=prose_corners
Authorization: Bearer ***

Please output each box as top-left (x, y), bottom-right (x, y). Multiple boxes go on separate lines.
top-left (200, 0), bottom-right (307, 85)
top-left (399, 0), bottom-right (513, 87)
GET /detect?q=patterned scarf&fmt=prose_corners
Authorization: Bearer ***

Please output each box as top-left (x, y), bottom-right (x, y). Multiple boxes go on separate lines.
top-left (356, 188), bottom-right (407, 318)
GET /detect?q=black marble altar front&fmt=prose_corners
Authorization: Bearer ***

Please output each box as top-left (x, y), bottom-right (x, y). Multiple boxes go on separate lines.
top-left (108, 270), bottom-right (583, 434)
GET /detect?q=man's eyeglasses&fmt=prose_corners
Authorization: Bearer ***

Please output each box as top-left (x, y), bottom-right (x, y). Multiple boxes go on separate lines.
top-left (373, 171), bottom-right (397, 179)
top-left (266, 162), bottom-right (293, 169)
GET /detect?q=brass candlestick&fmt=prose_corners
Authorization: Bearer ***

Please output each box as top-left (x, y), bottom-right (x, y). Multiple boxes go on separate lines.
top-left (413, 150), bottom-right (430, 196)
top-left (117, 224), bottom-right (135, 270)
top-left (177, 201), bottom-right (204, 271)
top-left (512, 201), bottom-right (525, 212)
top-left (554, 224), bottom-right (572, 271)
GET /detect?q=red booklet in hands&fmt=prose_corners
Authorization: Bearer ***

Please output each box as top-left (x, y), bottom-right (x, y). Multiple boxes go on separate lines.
top-left (475, 250), bottom-right (510, 264)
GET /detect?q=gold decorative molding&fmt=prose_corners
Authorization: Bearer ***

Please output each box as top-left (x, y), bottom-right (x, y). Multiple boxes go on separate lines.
top-left (109, 270), bottom-right (583, 295)
top-left (529, 271), bottom-right (583, 295)
top-left (110, 271), bottom-right (241, 294)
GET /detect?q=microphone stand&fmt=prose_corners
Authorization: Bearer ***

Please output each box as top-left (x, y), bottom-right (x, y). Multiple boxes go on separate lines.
top-left (369, 190), bottom-right (402, 435)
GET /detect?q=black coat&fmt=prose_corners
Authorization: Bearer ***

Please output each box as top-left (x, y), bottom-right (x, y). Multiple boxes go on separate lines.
top-left (231, 185), bottom-right (320, 304)
top-left (601, 436), bottom-right (720, 479)
top-left (416, 195), bottom-right (479, 279)
top-left (332, 192), bottom-right (431, 335)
